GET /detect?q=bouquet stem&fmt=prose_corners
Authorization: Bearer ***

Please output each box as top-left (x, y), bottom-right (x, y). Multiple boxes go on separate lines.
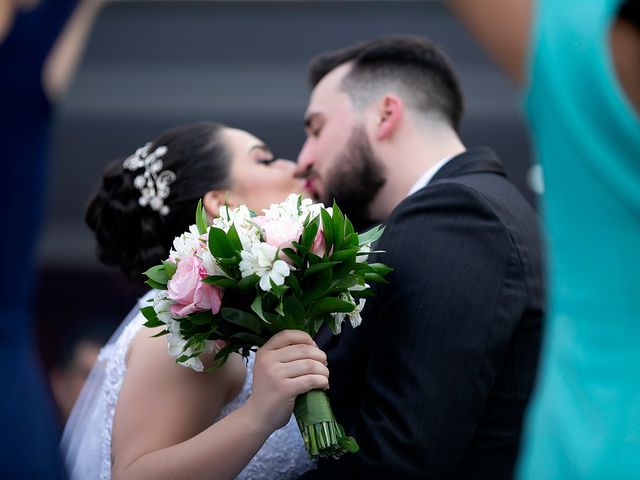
top-left (294, 389), bottom-right (359, 459)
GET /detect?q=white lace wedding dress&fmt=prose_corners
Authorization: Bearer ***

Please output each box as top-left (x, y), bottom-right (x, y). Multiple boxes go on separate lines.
top-left (61, 292), bottom-right (316, 479)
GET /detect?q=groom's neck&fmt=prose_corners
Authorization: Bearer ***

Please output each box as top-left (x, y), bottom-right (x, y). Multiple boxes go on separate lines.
top-left (369, 119), bottom-right (466, 221)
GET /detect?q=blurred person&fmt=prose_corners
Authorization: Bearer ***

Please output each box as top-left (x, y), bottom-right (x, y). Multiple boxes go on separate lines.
top-left (295, 35), bottom-right (544, 479)
top-left (0, 0), bottom-right (106, 477)
top-left (446, 1), bottom-right (640, 478)
top-left (62, 122), bottom-right (325, 480)
top-left (49, 321), bottom-right (113, 423)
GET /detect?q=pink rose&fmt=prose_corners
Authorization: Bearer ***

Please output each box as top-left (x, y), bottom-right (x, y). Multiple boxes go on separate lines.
top-left (167, 256), bottom-right (222, 317)
top-left (257, 216), bottom-right (303, 251)
top-left (310, 227), bottom-right (326, 257)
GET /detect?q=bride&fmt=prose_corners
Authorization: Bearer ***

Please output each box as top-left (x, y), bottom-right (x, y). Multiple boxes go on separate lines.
top-left (62, 122), bottom-right (329, 479)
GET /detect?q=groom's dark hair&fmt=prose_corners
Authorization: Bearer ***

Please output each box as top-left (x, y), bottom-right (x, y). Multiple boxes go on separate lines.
top-left (308, 35), bottom-right (464, 130)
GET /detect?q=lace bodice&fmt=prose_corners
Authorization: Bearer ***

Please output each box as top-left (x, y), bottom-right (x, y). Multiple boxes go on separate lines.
top-left (62, 293), bottom-right (316, 479)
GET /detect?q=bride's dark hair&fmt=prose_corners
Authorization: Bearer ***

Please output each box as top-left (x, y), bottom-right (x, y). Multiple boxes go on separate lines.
top-left (86, 121), bottom-right (231, 281)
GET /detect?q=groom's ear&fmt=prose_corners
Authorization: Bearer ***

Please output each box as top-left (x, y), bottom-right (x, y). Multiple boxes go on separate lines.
top-left (202, 190), bottom-right (227, 219)
top-left (374, 94), bottom-right (403, 141)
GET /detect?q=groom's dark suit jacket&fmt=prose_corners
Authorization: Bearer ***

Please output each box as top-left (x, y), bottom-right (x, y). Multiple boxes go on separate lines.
top-left (303, 148), bottom-right (544, 480)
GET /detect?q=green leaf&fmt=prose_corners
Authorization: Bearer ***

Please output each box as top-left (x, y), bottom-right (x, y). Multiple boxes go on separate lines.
top-left (162, 261), bottom-right (177, 279)
top-left (313, 316), bottom-right (325, 335)
top-left (329, 248), bottom-right (359, 262)
top-left (334, 257), bottom-right (356, 279)
top-left (344, 232), bottom-right (359, 248)
top-left (301, 266), bottom-right (332, 307)
top-left (307, 297), bottom-right (355, 317)
top-left (229, 332), bottom-right (266, 346)
top-left (283, 296), bottom-right (305, 325)
top-left (332, 202), bottom-right (345, 250)
top-left (208, 227), bottom-right (236, 259)
top-left (143, 318), bottom-right (164, 328)
top-left (263, 311), bottom-right (288, 333)
top-left (237, 273), bottom-right (260, 291)
top-left (320, 208), bottom-right (334, 252)
top-left (188, 311), bottom-right (215, 326)
top-left (196, 198), bottom-right (208, 235)
top-left (217, 256), bottom-right (240, 267)
top-left (270, 279), bottom-right (289, 298)
top-left (353, 287), bottom-right (375, 297)
top-left (286, 274), bottom-right (301, 294)
top-left (328, 276), bottom-right (359, 293)
top-left (369, 263), bottom-right (393, 276)
top-left (281, 248), bottom-right (304, 268)
top-left (202, 275), bottom-right (238, 289)
top-left (145, 278), bottom-right (167, 290)
top-left (213, 343), bottom-right (236, 367)
top-left (302, 218), bottom-right (319, 248)
top-left (303, 261), bottom-right (340, 278)
top-left (144, 265), bottom-right (168, 285)
top-left (220, 308), bottom-right (264, 336)
top-left (345, 216), bottom-right (355, 236)
top-left (150, 329), bottom-right (169, 338)
top-left (307, 252), bottom-right (322, 266)
top-left (358, 225), bottom-right (385, 246)
top-left (227, 223), bottom-right (243, 252)
top-left (251, 295), bottom-right (268, 323)
top-left (364, 272), bottom-right (390, 285)
top-left (141, 306), bottom-right (158, 322)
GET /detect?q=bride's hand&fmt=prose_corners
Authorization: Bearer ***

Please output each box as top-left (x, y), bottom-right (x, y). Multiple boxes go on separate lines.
top-left (244, 330), bottom-right (329, 433)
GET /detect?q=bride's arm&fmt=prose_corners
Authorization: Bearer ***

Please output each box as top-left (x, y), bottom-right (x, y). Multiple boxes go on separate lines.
top-left (111, 329), bottom-right (328, 480)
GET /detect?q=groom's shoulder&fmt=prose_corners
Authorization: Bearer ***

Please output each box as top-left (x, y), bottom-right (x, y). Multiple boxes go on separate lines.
top-left (390, 169), bottom-right (538, 235)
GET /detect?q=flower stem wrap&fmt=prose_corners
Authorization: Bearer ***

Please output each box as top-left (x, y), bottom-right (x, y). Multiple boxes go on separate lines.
top-left (294, 390), bottom-right (359, 459)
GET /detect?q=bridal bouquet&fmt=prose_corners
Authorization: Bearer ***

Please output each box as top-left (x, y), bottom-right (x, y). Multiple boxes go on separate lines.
top-left (141, 194), bottom-right (390, 459)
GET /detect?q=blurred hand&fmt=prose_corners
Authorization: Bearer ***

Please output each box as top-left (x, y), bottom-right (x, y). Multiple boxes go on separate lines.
top-left (245, 330), bottom-right (329, 432)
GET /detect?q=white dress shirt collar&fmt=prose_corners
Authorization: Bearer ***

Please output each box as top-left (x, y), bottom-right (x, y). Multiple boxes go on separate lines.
top-left (406, 154), bottom-right (455, 198)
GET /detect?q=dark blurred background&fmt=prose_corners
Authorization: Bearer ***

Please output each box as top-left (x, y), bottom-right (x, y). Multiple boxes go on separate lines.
top-left (35, 0), bottom-right (536, 417)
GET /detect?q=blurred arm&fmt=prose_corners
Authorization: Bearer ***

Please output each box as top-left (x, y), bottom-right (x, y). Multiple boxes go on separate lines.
top-left (445, 0), bottom-right (532, 85)
top-left (43, 0), bottom-right (106, 102)
top-left (0, 1), bottom-right (14, 44)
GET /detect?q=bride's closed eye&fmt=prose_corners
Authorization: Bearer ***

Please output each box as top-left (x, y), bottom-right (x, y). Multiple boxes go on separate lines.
top-left (257, 156), bottom-right (278, 166)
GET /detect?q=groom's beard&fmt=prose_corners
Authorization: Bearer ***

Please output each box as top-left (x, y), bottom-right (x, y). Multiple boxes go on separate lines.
top-left (324, 126), bottom-right (386, 228)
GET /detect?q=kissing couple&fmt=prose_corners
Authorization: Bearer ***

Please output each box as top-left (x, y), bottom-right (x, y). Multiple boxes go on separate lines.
top-left (62, 35), bottom-right (543, 480)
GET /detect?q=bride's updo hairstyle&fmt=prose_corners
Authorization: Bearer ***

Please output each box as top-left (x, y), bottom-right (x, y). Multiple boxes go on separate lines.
top-left (86, 122), bottom-right (230, 280)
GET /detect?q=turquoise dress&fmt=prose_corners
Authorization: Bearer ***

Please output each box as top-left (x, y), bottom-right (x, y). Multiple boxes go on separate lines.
top-left (517, 0), bottom-right (640, 478)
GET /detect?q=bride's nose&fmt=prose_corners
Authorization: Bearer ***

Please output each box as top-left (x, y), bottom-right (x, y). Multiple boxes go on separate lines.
top-left (274, 158), bottom-right (296, 170)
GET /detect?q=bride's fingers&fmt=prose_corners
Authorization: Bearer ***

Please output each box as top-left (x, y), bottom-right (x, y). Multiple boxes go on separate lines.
top-left (271, 344), bottom-right (327, 365)
top-left (288, 374), bottom-right (330, 396)
top-left (279, 359), bottom-right (330, 379)
top-left (261, 330), bottom-right (315, 351)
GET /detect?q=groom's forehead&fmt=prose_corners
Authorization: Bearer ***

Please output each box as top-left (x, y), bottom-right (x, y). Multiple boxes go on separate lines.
top-left (309, 63), bottom-right (352, 105)
top-left (306, 64), bottom-right (353, 120)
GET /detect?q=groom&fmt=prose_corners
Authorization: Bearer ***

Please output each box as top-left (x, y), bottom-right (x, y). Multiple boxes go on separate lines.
top-left (295, 36), bottom-right (544, 479)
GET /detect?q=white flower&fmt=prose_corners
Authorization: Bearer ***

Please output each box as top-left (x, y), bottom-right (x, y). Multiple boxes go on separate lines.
top-left (214, 204), bottom-right (253, 232)
top-left (152, 291), bottom-right (174, 325)
top-left (167, 334), bottom-right (204, 372)
top-left (200, 249), bottom-right (225, 277)
top-left (168, 225), bottom-right (202, 262)
top-left (262, 194), bottom-right (323, 224)
top-left (330, 293), bottom-right (366, 333)
top-left (356, 244), bottom-right (371, 263)
top-left (236, 220), bottom-right (262, 250)
top-left (239, 242), bottom-right (291, 292)
top-left (348, 297), bottom-right (366, 328)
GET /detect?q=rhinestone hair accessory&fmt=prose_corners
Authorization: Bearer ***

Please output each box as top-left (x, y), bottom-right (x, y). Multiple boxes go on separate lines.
top-left (123, 143), bottom-right (176, 216)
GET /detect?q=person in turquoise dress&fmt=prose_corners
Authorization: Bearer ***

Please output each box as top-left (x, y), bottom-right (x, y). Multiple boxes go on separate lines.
top-left (446, 0), bottom-right (640, 477)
